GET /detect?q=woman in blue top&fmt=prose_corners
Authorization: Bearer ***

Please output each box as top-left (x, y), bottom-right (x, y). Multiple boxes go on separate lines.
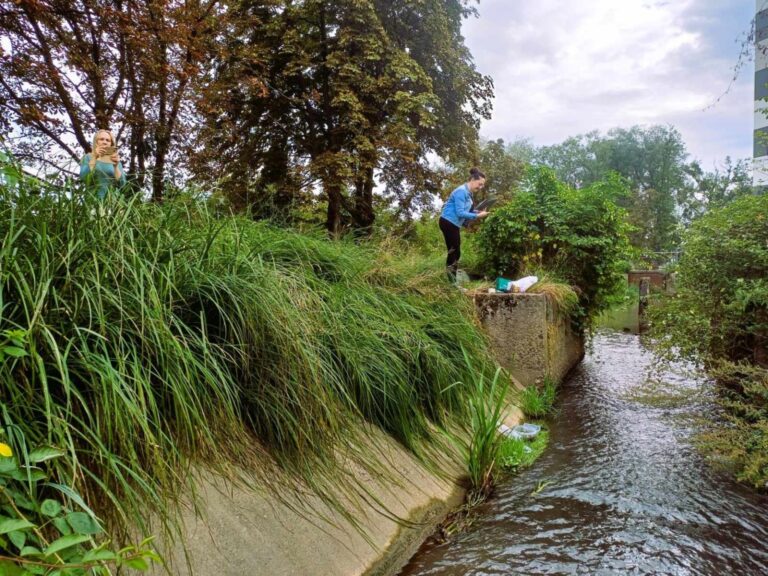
top-left (439, 167), bottom-right (489, 282)
top-left (79, 129), bottom-right (126, 198)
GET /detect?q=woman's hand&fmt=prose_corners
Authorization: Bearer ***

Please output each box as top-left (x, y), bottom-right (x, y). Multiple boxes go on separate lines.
top-left (110, 151), bottom-right (119, 165)
top-left (476, 210), bottom-right (489, 218)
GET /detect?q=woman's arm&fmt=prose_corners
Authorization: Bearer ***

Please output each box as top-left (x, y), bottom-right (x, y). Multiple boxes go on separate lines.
top-left (114, 161), bottom-right (126, 187)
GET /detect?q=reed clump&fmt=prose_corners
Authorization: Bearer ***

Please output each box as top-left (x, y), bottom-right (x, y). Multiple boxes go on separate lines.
top-left (0, 169), bottom-right (497, 540)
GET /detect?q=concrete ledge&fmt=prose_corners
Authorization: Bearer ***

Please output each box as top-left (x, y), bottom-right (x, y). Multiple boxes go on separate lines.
top-left (473, 292), bottom-right (585, 387)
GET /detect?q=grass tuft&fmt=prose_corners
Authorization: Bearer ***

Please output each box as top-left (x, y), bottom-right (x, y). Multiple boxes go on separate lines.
top-left (518, 378), bottom-right (558, 418)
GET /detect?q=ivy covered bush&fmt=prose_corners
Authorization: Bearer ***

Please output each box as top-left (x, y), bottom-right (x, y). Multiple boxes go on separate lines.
top-left (476, 167), bottom-right (632, 324)
top-left (649, 194), bottom-right (768, 487)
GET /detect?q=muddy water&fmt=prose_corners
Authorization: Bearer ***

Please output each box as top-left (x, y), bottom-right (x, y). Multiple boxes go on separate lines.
top-left (400, 331), bottom-right (768, 575)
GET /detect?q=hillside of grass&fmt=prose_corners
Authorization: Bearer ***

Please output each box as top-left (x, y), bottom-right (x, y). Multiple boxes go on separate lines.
top-left (0, 174), bottom-right (500, 545)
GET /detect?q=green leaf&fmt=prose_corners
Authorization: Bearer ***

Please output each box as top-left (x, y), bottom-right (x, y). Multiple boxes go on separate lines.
top-left (124, 557), bottom-right (149, 571)
top-left (52, 516), bottom-right (72, 536)
top-left (8, 529), bottom-right (26, 550)
top-left (0, 560), bottom-right (25, 576)
top-left (65, 512), bottom-right (102, 535)
top-left (40, 499), bottom-right (62, 517)
top-left (0, 459), bottom-right (17, 475)
top-left (28, 447), bottom-right (64, 464)
top-left (43, 534), bottom-right (90, 557)
top-left (20, 545), bottom-right (42, 556)
top-left (44, 483), bottom-right (97, 518)
top-left (11, 468), bottom-right (46, 482)
top-left (81, 548), bottom-right (117, 563)
top-left (2, 346), bottom-right (28, 358)
top-left (0, 517), bottom-right (35, 535)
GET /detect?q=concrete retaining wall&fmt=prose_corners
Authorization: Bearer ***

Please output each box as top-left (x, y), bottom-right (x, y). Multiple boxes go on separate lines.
top-left (153, 293), bottom-right (582, 576)
top-left (152, 412), bottom-right (522, 576)
top-left (474, 292), bottom-right (585, 387)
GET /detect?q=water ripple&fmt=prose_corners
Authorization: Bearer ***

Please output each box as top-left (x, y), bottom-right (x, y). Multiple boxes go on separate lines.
top-left (400, 332), bottom-right (768, 576)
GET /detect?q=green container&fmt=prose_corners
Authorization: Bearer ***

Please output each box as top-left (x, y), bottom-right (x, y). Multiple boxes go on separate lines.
top-left (495, 277), bottom-right (512, 292)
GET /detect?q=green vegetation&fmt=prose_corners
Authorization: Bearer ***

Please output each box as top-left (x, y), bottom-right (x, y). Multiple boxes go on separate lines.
top-left (476, 167), bottom-right (632, 326)
top-left (0, 431), bottom-right (157, 575)
top-left (461, 368), bottom-right (510, 501)
top-left (648, 195), bottom-right (768, 488)
top-left (535, 126), bottom-right (752, 258)
top-left (436, 422), bottom-right (549, 541)
top-left (497, 427), bottom-right (549, 472)
top-left (518, 379), bottom-right (558, 419)
top-left (0, 167), bottom-right (500, 556)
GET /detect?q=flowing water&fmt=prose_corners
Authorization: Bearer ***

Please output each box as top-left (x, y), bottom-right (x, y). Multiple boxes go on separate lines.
top-left (399, 330), bottom-right (768, 576)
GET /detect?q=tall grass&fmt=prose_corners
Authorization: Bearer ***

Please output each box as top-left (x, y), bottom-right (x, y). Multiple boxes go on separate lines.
top-left (518, 378), bottom-right (558, 418)
top-left (460, 365), bottom-right (510, 501)
top-left (0, 169), bottom-right (498, 542)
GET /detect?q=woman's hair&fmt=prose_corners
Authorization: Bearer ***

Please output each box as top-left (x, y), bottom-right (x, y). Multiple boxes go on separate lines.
top-left (88, 129), bottom-right (116, 171)
top-left (469, 167), bottom-right (486, 180)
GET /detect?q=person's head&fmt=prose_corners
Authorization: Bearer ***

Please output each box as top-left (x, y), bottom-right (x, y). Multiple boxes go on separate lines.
top-left (467, 167), bottom-right (486, 192)
top-left (89, 129), bottom-right (116, 169)
top-left (92, 129), bottom-right (116, 153)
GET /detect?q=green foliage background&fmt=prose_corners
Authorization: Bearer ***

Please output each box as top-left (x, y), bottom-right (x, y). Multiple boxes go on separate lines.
top-left (649, 195), bottom-right (768, 487)
top-left (476, 167), bottom-right (632, 324)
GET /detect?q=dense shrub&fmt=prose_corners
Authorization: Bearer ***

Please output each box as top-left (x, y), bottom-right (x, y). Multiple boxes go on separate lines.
top-left (649, 194), bottom-right (768, 487)
top-left (476, 167), bottom-right (632, 324)
top-left (650, 195), bottom-right (768, 364)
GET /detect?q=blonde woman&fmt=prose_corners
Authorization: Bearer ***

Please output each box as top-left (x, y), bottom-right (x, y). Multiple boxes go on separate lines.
top-left (79, 129), bottom-right (126, 198)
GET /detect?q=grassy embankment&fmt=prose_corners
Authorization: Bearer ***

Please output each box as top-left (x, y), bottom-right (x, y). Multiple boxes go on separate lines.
top-left (0, 172), bottom-right (506, 549)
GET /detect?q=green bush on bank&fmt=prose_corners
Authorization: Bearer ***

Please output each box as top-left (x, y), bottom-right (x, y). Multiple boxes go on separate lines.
top-left (476, 167), bottom-right (632, 327)
top-left (648, 194), bottom-right (768, 488)
top-left (0, 166), bottom-right (500, 548)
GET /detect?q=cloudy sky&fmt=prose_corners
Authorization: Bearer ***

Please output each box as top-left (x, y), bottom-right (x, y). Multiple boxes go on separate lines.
top-left (462, 0), bottom-right (755, 169)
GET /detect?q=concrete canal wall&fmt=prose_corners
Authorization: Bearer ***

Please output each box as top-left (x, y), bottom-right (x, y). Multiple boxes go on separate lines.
top-left (474, 292), bottom-right (585, 387)
top-left (154, 292), bottom-right (583, 576)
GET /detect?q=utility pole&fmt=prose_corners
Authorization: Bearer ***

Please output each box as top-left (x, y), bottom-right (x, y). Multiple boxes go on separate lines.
top-left (755, 1), bottom-right (768, 188)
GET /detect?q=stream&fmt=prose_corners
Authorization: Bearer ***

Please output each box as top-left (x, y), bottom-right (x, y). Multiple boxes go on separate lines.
top-left (399, 330), bottom-right (768, 575)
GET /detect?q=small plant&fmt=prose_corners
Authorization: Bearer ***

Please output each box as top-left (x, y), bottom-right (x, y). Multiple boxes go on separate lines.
top-left (463, 366), bottom-right (510, 501)
top-left (531, 480), bottom-right (552, 496)
top-left (497, 426), bottom-right (549, 471)
top-left (0, 431), bottom-right (158, 575)
top-left (519, 378), bottom-right (558, 418)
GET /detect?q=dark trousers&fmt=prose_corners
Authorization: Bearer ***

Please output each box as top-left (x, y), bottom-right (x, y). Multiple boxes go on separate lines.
top-left (439, 217), bottom-right (461, 281)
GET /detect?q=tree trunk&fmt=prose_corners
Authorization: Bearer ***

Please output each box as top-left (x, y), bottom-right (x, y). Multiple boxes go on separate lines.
top-left (326, 181), bottom-right (343, 238)
top-left (152, 148), bottom-right (166, 202)
top-left (353, 165), bottom-right (375, 233)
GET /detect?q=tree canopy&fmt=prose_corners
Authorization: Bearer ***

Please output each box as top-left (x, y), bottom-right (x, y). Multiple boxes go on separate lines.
top-left (0, 0), bottom-right (493, 233)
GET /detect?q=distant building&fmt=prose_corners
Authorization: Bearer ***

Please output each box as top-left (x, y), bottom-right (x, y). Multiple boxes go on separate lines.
top-left (756, 1), bottom-right (768, 187)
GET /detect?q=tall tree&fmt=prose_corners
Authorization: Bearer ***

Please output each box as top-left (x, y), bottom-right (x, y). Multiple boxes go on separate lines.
top-left (682, 157), bottom-right (754, 222)
top-left (536, 125), bottom-right (690, 254)
top-left (195, 0), bottom-right (492, 235)
top-left (449, 138), bottom-right (528, 205)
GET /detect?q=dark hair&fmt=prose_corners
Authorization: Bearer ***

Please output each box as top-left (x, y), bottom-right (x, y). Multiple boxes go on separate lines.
top-left (469, 167), bottom-right (486, 180)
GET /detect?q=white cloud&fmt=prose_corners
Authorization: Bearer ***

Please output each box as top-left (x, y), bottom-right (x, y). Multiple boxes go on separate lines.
top-left (463, 0), bottom-right (754, 166)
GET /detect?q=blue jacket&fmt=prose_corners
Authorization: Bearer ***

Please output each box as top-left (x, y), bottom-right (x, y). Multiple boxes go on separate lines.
top-left (440, 183), bottom-right (477, 227)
